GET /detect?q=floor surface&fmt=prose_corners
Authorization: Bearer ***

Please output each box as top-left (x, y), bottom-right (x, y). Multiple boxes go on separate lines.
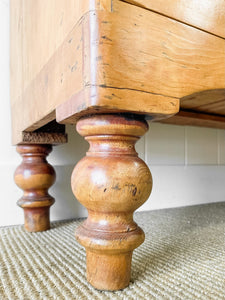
top-left (0, 202), bottom-right (225, 299)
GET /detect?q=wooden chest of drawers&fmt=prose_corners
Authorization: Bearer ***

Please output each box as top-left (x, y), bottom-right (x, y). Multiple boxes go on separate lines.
top-left (10, 0), bottom-right (225, 290)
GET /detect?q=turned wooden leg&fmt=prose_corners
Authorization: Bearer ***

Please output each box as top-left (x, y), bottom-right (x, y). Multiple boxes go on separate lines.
top-left (14, 144), bottom-right (55, 232)
top-left (72, 114), bottom-right (152, 291)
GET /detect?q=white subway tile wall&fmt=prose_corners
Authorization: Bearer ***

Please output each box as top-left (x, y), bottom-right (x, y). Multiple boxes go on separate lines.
top-left (218, 129), bottom-right (225, 165)
top-left (185, 126), bottom-right (218, 165)
top-left (146, 123), bottom-right (185, 165)
top-left (135, 133), bottom-right (145, 161)
top-left (139, 165), bottom-right (225, 211)
top-left (1, 0), bottom-right (224, 226)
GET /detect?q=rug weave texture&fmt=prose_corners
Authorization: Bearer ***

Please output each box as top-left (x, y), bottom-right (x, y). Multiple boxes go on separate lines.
top-left (0, 203), bottom-right (225, 300)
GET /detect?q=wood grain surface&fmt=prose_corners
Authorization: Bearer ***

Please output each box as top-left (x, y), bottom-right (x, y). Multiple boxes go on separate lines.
top-left (11, 0), bottom-right (225, 143)
top-left (107, 2), bottom-right (225, 96)
top-left (14, 145), bottom-right (56, 232)
top-left (10, 0), bottom-right (112, 105)
top-left (180, 89), bottom-right (225, 117)
top-left (10, 0), bottom-right (112, 144)
top-left (121, 0), bottom-right (225, 38)
top-left (57, 2), bottom-right (224, 124)
top-left (73, 114), bottom-right (152, 290)
top-left (160, 110), bottom-right (225, 129)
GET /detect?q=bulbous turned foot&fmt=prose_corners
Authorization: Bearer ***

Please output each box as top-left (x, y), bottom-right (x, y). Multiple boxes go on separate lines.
top-left (14, 144), bottom-right (55, 232)
top-left (72, 114), bottom-right (152, 290)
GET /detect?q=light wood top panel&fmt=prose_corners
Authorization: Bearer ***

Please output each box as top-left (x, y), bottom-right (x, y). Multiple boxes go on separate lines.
top-left (11, 0), bottom-right (225, 143)
top-left (122, 0), bottom-right (225, 38)
top-left (106, 2), bottom-right (225, 97)
top-left (58, 1), bottom-right (224, 123)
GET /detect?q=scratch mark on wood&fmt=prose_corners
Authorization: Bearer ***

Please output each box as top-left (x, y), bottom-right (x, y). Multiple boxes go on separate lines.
top-left (95, 84), bottom-right (179, 99)
top-left (111, 183), bottom-right (121, 191)
top-left (71, 62), bottom-right (78, 72)
top-left (101, 35), bottom-right (113, 42)
top-left (60, 12), bottom-right (64, 26)
top-left (112, 93), bottom-right (121, 99)
top-left (104, 95), bottom-right (113, 100)
top-left (132, 187), bottom-right (137, 196)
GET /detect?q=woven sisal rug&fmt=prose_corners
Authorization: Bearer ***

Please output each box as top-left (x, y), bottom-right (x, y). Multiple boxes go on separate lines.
top-left (0, 203), bottom-right (225, 299)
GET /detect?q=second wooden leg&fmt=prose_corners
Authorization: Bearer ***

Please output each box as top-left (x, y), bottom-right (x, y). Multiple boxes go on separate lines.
top-left (14, 144), bottom-right (55, 232)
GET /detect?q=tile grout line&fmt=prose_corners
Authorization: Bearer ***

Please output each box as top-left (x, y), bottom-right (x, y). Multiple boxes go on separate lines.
top-left (184, 126), bottom-right (188, 166)
top-left (144, 130), bottom-right (147, 164)
top-left (217, 129), bottom-right (220, 165)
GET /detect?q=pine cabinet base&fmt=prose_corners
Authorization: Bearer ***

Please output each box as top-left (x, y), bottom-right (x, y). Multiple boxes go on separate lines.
top-left (10, 0), bottom-right (224, 291)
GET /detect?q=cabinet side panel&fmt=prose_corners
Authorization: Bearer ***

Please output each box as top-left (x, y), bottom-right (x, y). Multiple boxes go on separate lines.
top-left (10, 0), bottom-right (112, 144)
top-left (10, 0), bottom-right (90, 105)
top-left (11, 19), bottom-right (84, 144)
